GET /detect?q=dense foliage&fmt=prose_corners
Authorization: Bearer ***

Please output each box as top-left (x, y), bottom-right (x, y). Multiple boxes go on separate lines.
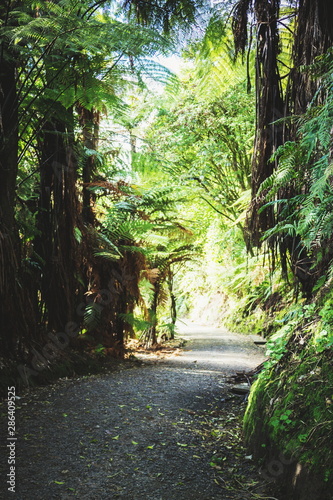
top-left (0, 0), bottom-right (200, 387)
top-left (1, 1), bottom-right (333, 496)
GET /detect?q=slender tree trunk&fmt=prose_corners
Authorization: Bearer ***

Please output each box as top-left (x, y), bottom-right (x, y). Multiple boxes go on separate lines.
top-left (168, 272), bottom-right (176, 339)
top-left (115, 289), bottom-right (127, 348)
top-left (150, 283), bottom-right (159, 345)
top-left (78, 106), bottom-right (100, 224)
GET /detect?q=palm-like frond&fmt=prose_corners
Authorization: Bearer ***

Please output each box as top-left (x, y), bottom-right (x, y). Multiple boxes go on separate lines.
top-left (195, 12), bottom-right (255, 96)
top-left (122, 0), bottom-right (200, 35)
top-left (84, 302), bottom-right (102, 331)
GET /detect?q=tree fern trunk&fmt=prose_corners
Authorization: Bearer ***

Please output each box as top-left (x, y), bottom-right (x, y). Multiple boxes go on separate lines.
top-left (248, 0), bottom-right (284, 246)
top-left (0, 42), bottom-right (37, 356)
top-left (78, 106), bottom-right (100, 224)
top-left (36, 111), bottom-right (81, 331)
top-left (281, 0), bottom-right (333, 295)
top-left (168, 272), bottom-right (176, 339)
top-left (150, 284), bottom-right (160, 345)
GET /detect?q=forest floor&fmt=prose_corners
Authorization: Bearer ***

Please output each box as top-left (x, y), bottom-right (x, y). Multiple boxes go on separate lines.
top-left (0, 322), bottom-right (277, 500)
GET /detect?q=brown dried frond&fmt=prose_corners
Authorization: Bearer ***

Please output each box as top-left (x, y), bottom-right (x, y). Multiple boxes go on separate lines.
top-left (121, 249), bottom-right (146, 298)
top-left (83, 180), bottom-right (129, 198)
top-left (232, 0), bottom-right (253, 56)
top-left (142, 268), bottom-right (160, 284)
top-left (157, 287), bottom-right (169, 307)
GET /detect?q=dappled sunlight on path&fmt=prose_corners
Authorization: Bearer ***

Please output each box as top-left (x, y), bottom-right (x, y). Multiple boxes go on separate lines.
top-left (159, 321), bottom-right (266, 374)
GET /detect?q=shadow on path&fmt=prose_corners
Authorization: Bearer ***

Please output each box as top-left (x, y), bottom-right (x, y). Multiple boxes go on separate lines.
top-left (0, 322), bottom-right (268, 500)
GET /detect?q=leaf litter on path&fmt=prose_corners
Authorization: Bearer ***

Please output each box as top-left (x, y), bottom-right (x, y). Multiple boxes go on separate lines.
top-left (0, 322), bottom-right (274, 499)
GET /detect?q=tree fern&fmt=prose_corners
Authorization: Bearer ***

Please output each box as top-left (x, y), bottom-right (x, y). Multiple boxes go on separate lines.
top-left (258, 47), bottom-right (333, 293)
top-left (192, 11), bottom-right (255, 97)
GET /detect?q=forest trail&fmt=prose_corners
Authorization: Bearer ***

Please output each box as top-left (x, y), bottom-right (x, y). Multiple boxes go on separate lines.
top-left (1, 323), bottom-right (269, 500)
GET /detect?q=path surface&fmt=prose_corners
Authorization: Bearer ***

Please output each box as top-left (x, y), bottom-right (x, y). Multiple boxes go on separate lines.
top-left (0, 322), bottom-right (267, 500)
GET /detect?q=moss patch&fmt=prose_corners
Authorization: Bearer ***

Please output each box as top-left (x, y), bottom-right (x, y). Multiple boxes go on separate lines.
top-left (244, 305), bottom-right (333, 490)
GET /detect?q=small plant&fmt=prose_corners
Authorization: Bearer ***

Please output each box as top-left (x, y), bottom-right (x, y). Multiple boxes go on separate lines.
top-left (313, 329), bottom-right (333, 353)
top-left (94, 344), bottom-right (106, 356)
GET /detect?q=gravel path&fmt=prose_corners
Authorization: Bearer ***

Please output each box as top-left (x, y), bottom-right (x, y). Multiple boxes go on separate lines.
top-left (0, 322), bottom-right (268, 500)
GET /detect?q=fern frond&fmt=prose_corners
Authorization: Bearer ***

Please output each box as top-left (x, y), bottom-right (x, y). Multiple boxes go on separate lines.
top-left (84, 303), bottom-right (102, 331)
top-left (93, 251), bottom-right (121, 261)
top-left (118, 313), bottom-right (152, 332)
top-left (263, 221), bottom-right (297, 241)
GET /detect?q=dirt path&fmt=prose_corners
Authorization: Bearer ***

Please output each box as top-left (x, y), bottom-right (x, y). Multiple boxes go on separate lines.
top-left (1, 322), bottom-right (270, 500)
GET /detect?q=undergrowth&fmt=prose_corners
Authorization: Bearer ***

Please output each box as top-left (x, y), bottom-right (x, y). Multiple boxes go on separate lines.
top-left (243, 288), bottom-right (333, 492)
top-left (0, 351), bottom-right (131, 399)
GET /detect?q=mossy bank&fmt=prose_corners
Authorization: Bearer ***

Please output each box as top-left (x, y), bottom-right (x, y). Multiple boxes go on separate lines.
top-left (243, 296), bottom-right (333, 499)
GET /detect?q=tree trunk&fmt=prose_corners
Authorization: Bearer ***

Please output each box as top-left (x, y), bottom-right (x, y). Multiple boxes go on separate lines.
top-left (168, 272), bottom-right (176, 339)
top-left (36, 110), bottom-right (81, 331)
top-left (281, 0), bottom-right (333, 295)
top-left (77, 106), bottom-right (100, 224)
top-left (287, 0), bottom-right (333, 118)
top-left (248, 0), bottom-right (284, 246)
top-left (0, 42), bottom-right (37, 355)
top-left (150, 283), bottom-right (159, 345)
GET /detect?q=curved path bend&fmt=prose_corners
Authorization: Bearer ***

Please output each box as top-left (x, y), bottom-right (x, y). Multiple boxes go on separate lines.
top-left (0, 322), bottom-right (267, 500)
